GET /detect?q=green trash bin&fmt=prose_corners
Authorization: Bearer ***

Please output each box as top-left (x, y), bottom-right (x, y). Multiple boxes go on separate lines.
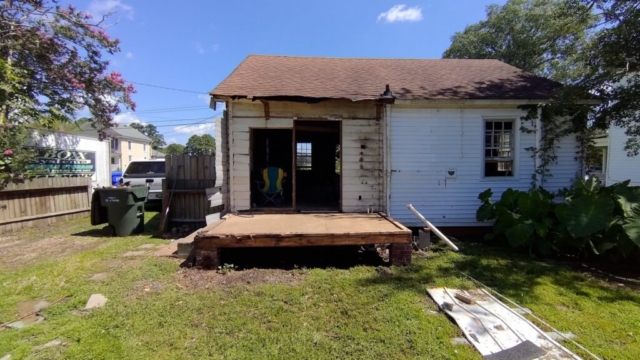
top-left (91, 185), bottom-right (149, 236)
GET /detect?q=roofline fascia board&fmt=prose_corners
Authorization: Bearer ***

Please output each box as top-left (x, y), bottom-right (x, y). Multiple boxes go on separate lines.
top-left (213, 96), bottom-right (601, 106)
top-left (393, 98), bottom-right (601, 107)
top-left (393, 99), bottom-right (546, 106)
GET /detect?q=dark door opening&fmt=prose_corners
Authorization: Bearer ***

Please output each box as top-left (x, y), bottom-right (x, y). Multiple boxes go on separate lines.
top-left (295, 121), bottom-right (341, 212)
top-left (251, 129), bottom-right (293, 209)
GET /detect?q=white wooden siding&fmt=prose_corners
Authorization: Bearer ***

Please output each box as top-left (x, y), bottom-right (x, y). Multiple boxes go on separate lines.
top-left (544, 134), bottom-right (580, 190)
top-left (606, 126), bottom-right (640, 186)
top-left (388, 107), bottom-right (580, 227)
top-left (226, 100), bottom-right (383, 212)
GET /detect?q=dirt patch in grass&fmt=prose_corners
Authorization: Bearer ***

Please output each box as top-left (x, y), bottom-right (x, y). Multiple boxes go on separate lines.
top-left (176, 267), bottom-right (307, 290)
top-left (0, 234), bottom-right (103, 272)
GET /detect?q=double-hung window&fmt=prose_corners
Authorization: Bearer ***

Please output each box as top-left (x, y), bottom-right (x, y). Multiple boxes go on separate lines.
top-left (484, 120), bottom-right (514, 177)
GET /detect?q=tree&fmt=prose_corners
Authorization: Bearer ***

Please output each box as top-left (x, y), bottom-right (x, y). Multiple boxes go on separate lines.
top-left (130, 122), bottom-right (166, 149)
top-left (442, 0), bottom-right (597, 83)
top-left (443, 0), bottom-right (640, 154)
top-left (185, 134), bottom-right (215, 156)
top-left (0, 0), bottom-right (135, 184)
top-left (569, 0), bottom-right (640, 154)
top-left (163, 143), bottom-right (185, 155)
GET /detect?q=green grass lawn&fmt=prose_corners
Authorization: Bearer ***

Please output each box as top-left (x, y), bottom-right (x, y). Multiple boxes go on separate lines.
top-left (0, 213), bottom-right (639, 359)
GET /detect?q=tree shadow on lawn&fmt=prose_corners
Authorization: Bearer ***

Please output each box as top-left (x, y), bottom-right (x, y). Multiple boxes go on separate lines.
top-left (355, 243), bottom-right (640, 306)
top-left (71, 212), bottom-right (161, 238)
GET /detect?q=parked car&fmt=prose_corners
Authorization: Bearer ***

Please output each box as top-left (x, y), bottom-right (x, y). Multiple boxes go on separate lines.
top-left (121, 159), bottom-right (165, 202)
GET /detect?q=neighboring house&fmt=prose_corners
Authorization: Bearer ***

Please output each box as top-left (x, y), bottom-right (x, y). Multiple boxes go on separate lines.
top-left (151, 149), bottom-right (166, 160)
top-left (107, 126), bottom-right (152, 171)
top-left (593, 127), bottom-right (640, 186)
top-left (28, 129), bottom-right (111, 188)
top-left (209, 55), bottom-right (581, 228)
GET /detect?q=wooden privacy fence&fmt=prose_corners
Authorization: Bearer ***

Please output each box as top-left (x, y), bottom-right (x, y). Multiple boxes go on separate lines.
top-left (160, 155), bottom-right (217, 234)
top-left (0, 177), bottom-right (91, 234)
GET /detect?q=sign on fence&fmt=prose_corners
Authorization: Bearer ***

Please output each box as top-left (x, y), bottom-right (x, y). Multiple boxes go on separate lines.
top-left (25, 149), bottom-right (96, 177)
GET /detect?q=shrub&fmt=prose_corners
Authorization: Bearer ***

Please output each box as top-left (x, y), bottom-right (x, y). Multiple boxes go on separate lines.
top-left (477, 177), bottom-right (640, 260)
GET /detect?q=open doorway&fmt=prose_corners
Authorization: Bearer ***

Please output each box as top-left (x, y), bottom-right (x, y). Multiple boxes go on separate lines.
top-left (251, 129), bottom-right (293, 209)
top-left (295, 120), bottom-right (341, 211)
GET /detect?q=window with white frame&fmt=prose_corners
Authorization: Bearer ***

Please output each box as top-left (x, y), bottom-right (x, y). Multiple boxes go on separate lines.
top-left (143, 144), bottom-right (147, 152)
top-left (128, 141), bottom-right (132, 150)
top-left (484, 120), bottom-right (514, 177)
top-left (111, 139), bottom-right (118, 150)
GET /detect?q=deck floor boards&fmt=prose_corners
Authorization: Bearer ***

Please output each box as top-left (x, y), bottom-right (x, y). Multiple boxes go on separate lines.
top-left (195, 213), bottom-right (411, 248)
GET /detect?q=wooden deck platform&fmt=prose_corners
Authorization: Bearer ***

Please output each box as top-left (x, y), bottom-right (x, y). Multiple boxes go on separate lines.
top-left (193, 213), bottom-right (413, 268)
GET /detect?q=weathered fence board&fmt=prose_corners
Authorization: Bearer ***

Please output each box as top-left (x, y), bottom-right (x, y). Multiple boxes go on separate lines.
top-left (160, 155), bottom-right (217, 234)
top-left (0, 177), bottom-right (91, 233)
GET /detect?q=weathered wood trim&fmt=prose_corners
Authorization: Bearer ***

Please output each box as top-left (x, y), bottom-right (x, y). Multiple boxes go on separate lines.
top-left (0, 184), bottom-right (88, 193)
top-left (261, 100), bottom-right (270, 120)
top-left (196, 232), bottom-right (410, 248)
top-left (0, 208), bottom-right (90, 226)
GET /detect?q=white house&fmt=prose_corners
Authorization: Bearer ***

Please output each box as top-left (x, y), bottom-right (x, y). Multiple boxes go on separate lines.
top-left (595, 126), bottom-right (640, 186)
top-left (208, 55), bottom-right (581, 228)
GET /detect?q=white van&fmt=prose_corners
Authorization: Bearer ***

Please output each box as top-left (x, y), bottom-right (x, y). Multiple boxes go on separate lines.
top-left (121, 159), bottom-right (165, 201)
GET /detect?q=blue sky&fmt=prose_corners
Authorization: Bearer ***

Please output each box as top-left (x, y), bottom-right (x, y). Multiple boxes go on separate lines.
top-left (76, 0), bottom-right (505, 145)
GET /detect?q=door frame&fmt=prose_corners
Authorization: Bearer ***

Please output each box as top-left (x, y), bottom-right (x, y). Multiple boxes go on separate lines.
top-left (293, 119), bottom-right (343, 212)
top-left (249, 128), bottom-right (294, 212)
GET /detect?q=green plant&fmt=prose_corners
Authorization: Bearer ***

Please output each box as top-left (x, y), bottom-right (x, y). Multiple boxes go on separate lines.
top-left (217, 263), bottom-right (237, 275)
top-left (0, 124), bottom-right (35, 188)
top-left (477, 187), bottom-right (557, 254)
top-left (555, 177), bottom-right (640, 257)
top-left (477, 177), bottom-right (640, 260)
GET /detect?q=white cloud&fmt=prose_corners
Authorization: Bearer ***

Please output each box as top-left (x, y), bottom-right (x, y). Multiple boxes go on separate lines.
top-left (195, 42), bottom-right (205, 54)
top-left (166, 137), bottom-right (179, 144)
top-left (194, 42), bottom-right (219, 54)
top-left (88, 0), bottom-right (134, 21)
top-left (197, 94), bottom-right (211, 105)
top-left (377, 5), bottom-right (423, 23)
top-left (125, 52), bottom-right (134, 59)
top-left (172, 122), bottom-right (215, 136)
top-left (113, 112), bottom-right (143, 125)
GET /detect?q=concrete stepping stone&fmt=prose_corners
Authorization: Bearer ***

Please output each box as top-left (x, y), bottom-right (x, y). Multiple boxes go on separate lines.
top-left (5, 316), bottom-right (45, 329)
top-left (121, 251), bottom-right (147, 257)
top-left (85, 294), bottom-right (107, 309)
top-left (42, 339), bottom-right (64, 348)
top-left (90, 273), bottom-right (108, 281)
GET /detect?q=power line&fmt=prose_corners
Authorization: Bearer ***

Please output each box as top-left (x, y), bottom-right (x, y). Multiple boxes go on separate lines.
top-left (134, 105), bottom-right (208, 112)
top-left (129, 116), bottom-right (216, 124)
top-left (160, 112), bottom-right (221, 135)
top-left (154, 121), bottom-right (217, 127)
top-left (127, 81), bottom-right (210, 95)
top-left (133, 106), bottom-right (209, 114)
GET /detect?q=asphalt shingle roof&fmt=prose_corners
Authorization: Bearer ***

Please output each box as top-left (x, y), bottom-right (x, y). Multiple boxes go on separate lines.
top-left (108, 126), bottom-right (151, 142)
top-left (211, 55), bottom-right (561, 101)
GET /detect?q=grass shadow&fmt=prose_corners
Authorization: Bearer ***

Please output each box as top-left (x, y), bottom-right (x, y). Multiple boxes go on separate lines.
top-left (71, 212), bottom-right (161, 238)
top-left (355, 242), bottom-right (640, 306)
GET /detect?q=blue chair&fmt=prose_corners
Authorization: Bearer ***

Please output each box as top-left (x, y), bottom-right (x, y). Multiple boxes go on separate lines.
top-left (256, 166), bottom-right (285, 206)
